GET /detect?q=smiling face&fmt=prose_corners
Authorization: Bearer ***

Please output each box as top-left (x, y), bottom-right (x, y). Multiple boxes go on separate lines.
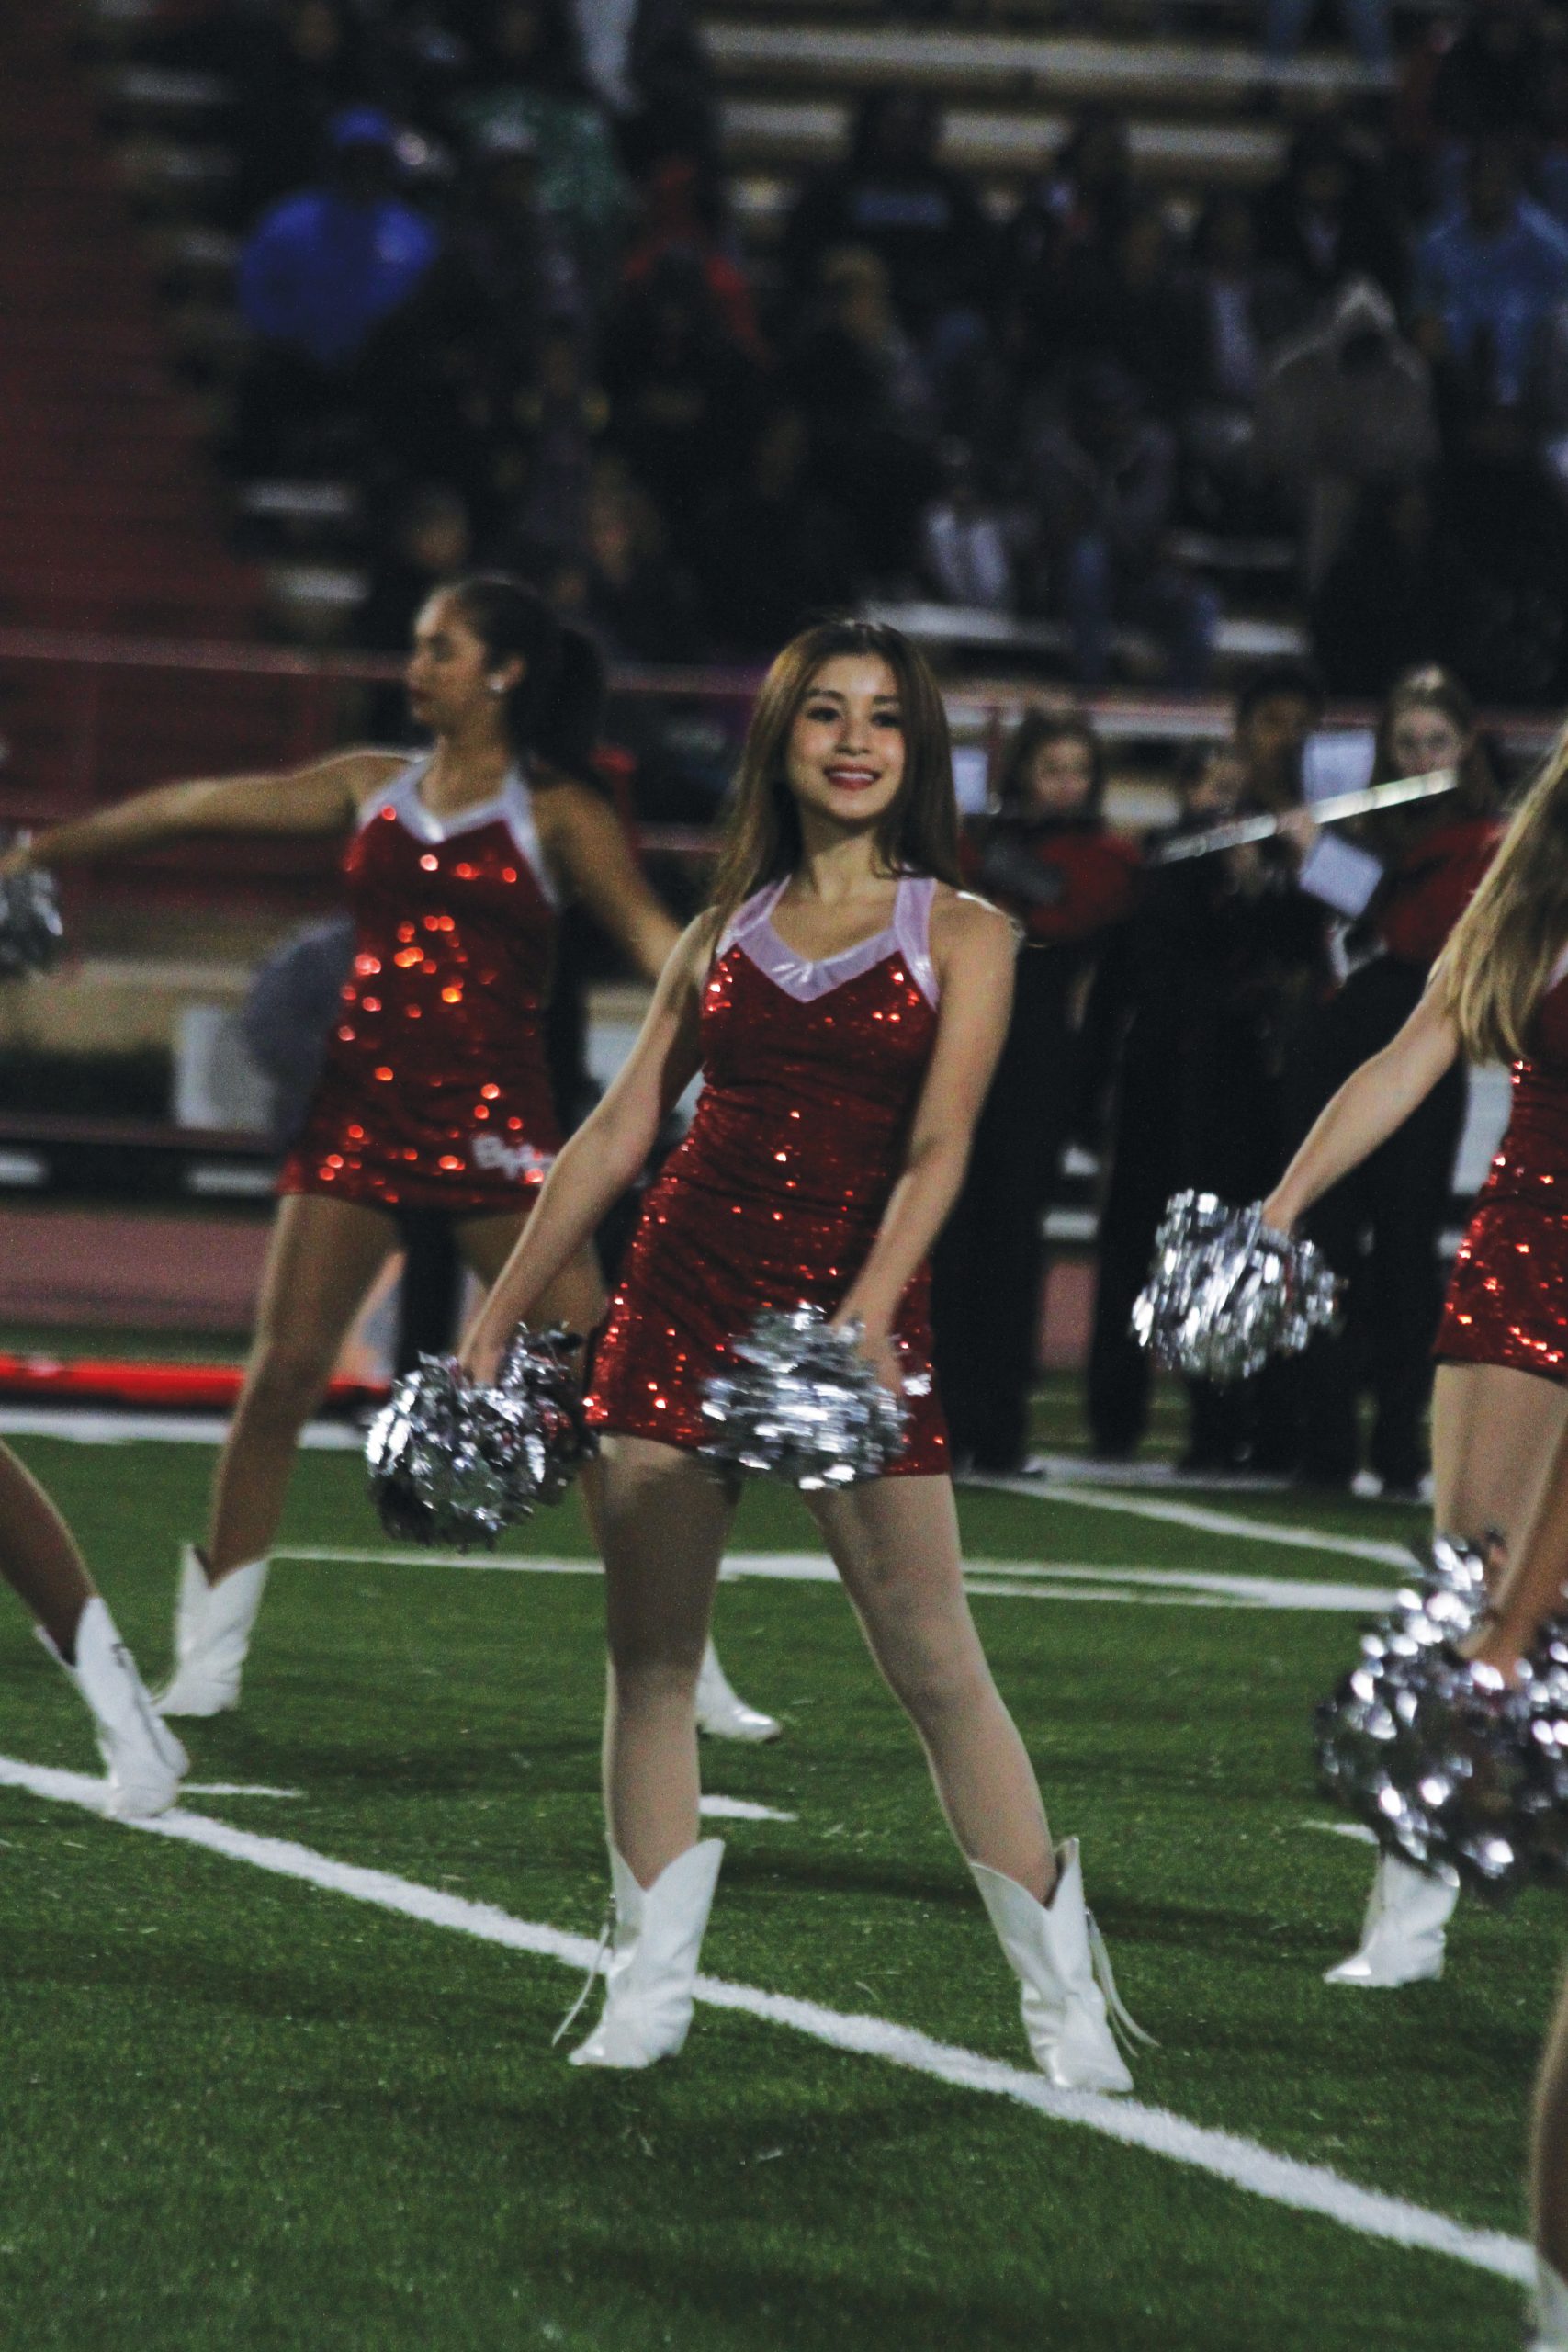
top-left (405, 591), bottom-right (518, 735)
top-left (784, 655), bottom-right (908, 831)
top-left (1389, 700), bottom-right (1467, 779)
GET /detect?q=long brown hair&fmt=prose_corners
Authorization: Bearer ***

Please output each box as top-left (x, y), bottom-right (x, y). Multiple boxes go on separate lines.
top-left (1364, 664), bottom-right (1496, 854)
top-left (706, 620), bottom-right (962, 941)
top-left (995, 707), bottom-right (1106, 821)
top-left (1438, 724), bottom-right (1568, 1063)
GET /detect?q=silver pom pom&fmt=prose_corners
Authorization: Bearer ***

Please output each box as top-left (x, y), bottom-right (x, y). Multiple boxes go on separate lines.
top-left (365, 1329), bottom-right (589, 1547)
top-left (1314, 1537), bottom-right (1536, 1901)
top-left (1132, 1190), bottom-right (1339, 1385)
top-left (0, 853), bottom-right (63, 980)
top-left (700, 1304), bottom-right (908, 1489)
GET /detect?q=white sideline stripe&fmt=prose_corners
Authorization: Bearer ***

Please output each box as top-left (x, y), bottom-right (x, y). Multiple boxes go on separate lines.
top-left (0, 1750), bottom-right (1529, 2286)
top-left (276, 1546), bottom-right (1395, 1615)
top-left (0, 1407), bottom-right (361, 1450)
top-left (698, 1796), bottom-right (796, 1823)
top-left (183, 1783), bottom-right (302, 1800)
top-left (1305, 1819), bottom-right (1381, 1847)
top-left (981, 1476), bottom-right (1417, 1569)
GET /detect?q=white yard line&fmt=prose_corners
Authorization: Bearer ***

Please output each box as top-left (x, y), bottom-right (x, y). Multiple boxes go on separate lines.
top-left (976, 1476), bottom-right (1417, 1569)
top-left (1304, 1819), bottom-right (1381, 1847)
top-left (275, 1547), bottom-right (1395, 1615)
top-left (0, 1407), bottom-right (361, 1450)
top-left (698, 1796), bottom-right (797, 1823)
top-left (0, 1750), bottom-right (1529, 2287)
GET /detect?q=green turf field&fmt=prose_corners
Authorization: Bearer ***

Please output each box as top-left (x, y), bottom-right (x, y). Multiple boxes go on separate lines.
top-left (0, 1427), bottom-right (1553, 2350)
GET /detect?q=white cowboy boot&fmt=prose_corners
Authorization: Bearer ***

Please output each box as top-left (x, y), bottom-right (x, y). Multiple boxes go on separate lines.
top-left (38, 1597), bottom-right (187, 1819)
top-left (1324, 1852), bottom-right (1457, 1986)
top-left (971, 1838), bottom-right (1148, 2095)
top-left (1529, 2255), bottom-right (1568, 2350)
top-left (568, 1838), bottom-right (725, 2070)
top-left (695, 1640), bottom-right (781, 1743)
top-left (157, 1544), bottom-right (269, 1717)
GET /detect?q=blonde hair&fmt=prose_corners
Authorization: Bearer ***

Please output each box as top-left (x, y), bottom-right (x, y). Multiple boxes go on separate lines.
top-left (706, 620), bottom-right (962, 944)
top-left (1438, 724), bottom-right (1568, 1063)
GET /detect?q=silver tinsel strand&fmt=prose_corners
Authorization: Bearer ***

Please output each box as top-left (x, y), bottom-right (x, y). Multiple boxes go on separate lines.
top-left (365, 1327), bottom-right (589, 1547)
top-left (1132, 1190), bottom-right (1339, 1385)
top-left (1314, 1535), bottom-right (1568, 1902)
top-left (0, 854), bottom-right (63, 979)
top-left (700, 1304), bottom-right (910, 1489)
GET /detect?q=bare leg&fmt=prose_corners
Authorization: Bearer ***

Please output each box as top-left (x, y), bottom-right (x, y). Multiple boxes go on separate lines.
top-left (0, 1441), bottom-right (96, 1657)
top-left (206, 1194), bottom-right (399, 1578)
top-left (592, 1436), bottom-right (736, 1885)
top-left (807, 1474), bottom-right (1055, 1900)
top-left (1432, 1363), bottom-right (1568, 1557)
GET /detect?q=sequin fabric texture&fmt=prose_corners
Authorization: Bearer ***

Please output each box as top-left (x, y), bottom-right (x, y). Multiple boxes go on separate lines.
top-left (586, 875), bottom-right (950, 1474)
top-left (1436, 961), bottom-right (1568, 1384)
top-left (279, 760), bottom-right (563, 1214)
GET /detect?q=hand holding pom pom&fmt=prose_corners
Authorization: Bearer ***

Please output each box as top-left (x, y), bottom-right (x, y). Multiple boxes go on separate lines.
top-left (365, 1328), bottom-right (590, 1547)
top-left (1133, 1190), bottom-right (1339, 1385)
top-left (0, 838), bottom-right (63, 980)
top-left (700, 1304), bottom-right (910, 1489)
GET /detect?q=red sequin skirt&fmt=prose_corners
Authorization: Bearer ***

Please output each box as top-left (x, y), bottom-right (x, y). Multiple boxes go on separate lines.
top-left (1434, 1194), bottom-right (1568, 1385)
top-left (585, 1170), bottom-right (950, 1477)
top-left (277, 1056), bottom-right (560, 1218)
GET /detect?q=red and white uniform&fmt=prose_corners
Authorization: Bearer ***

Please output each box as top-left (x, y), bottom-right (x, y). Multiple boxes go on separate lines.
top-left (586, 873), bottom-right (950, 1475)
top-left (279, 757), bottom-right (562, 1216)
top-left (1437, 949), bottom-right (1568, 1385)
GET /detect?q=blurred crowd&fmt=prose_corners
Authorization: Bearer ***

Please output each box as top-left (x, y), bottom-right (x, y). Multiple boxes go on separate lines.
top-left (130, 0), bottom-right (1568, 699)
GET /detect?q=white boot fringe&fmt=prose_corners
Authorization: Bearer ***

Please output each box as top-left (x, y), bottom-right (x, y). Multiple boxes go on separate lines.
top-left (694, 1641), bottom-right (781, 1743)
top-left (157, 1545), bottom-right (269, 1718)
top-left (566, 1839), bottom-right (725, 2070)
top-left (38, 1597), bottom-right (187, 1819)
top-left (1324, 1851), bottom-right (1457, 1987)
top-left (971, 1838), bottom-right (1150, 2095)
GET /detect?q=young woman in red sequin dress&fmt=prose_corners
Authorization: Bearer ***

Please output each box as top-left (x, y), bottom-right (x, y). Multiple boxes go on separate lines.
top-left (1, 578), bottom-right (772, 1735)
top-left (464, 621), bottom-right (1144, 2086)
top-left (1265, 724), bottom-right (1568, 1986)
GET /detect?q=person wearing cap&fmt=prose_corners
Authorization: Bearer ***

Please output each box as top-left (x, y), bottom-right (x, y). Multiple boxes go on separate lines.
top-left (234, 106), bottom-right (440, 471)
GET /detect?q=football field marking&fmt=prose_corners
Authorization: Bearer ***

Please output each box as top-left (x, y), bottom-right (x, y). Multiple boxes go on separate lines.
top-left (274, 1547), bottom-right (1395, 1614)
top-left (971, 1474), bottom-right (1418, 1569)
top-left (0, 1749), bottom-right (1529, 2288)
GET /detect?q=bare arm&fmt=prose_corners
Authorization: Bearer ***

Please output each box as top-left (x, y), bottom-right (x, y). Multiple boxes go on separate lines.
top-left (533, 775), bottom-right (682, 983)
top-left (0, 749), bottom-right (404, 876)
top-left (1263, 983), bottom-right (1461, 1233)
top-left (833, 893), bottom-right (1016, 1382)
top-left (459, 916), bottom-right (711, 1381)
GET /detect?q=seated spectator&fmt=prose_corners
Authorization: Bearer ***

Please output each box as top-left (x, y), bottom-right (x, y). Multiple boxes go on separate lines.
top-left (1007, 107), bottom-right (1135, 326)
top-left (1254, 126), bottom-right (1409, 313)
top-left (503, 323), bottom-right (610, 573)
top-left (1254, 277), bottom-right (1438, 587)
top-left (1433, 0), bottom-right (1556, 147)
top-left (1414, 133), bottom-right (1568, 423)
top-left (919, 440), bottom-right (1018, 613)
top-left (601, 250), bottom-right (763, 554)
top-left (693, 406), bottom-right (859, 657)
top-left (781, 87), bottom-right (995, 368)
top-left (234, 107), bottom-right (439, 473)
top-left (1310, 480), bottom-right (1467, 691)
top-left (446, 0), bottom-right (629, 298)
top-left (784, 247), bottom-right (940, 582)
top-left (1179, 193), bottom-right (1305, 526)
top-left (1034, 200), bottom-right (1201, 419)
top-left (567, 456), bottom-right (708, 662)
top-left (620, 155), bottom-right (765, 362)
top-left (570, 0), bottom-right (718, 178)
top-left (1021, 360), bottom-right (1219, 688)
top-left (356, 481), bottom-right (475, 651)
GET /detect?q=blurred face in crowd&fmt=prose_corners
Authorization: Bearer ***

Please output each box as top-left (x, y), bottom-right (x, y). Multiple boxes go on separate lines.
top-left (1389, 699), bottom-right (1467, 779)
top-left (1237, 690), bottom-right (1316, 800)
top-left (406, 592), bottom-right (513, 733)
top-left (1182, 744), bottom-right (1247, 816)
top-left (1024, 732), bottom-right (1097, 820)
top-left (785, 656), bottom-right (908, 831)
top-left (404, 502), bottom-right (471, 579)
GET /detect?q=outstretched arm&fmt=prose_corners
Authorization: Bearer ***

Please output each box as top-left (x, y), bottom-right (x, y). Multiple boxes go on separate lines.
top-left (533, 776), bottom-right (682, 983)
top-left (832, 894), bottom-right (1016, 1385)
top-left (1263, 984), bottom-right (1462, 1233)
top-left (0, 749), bottom-right (404, 876)
top-left (459, 916), bottom-right (710, 1382)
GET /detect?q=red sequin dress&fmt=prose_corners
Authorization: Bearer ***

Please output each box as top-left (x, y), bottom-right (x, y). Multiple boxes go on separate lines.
top-left (1436, 953), bottom-right (1568, 1384)
top-left (586, 874), bottom-right (950, 1475)
top-left (278, 759), bottom-right (563, 1216)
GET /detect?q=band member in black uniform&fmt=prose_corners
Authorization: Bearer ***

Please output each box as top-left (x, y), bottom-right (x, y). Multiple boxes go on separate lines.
top-left (1291, 666), bottom-right (1502, 1495)
top-left (1087, 662), bottom-right (1331, 1468)
top-left (933, 710), bottom-right (1139, 1472)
